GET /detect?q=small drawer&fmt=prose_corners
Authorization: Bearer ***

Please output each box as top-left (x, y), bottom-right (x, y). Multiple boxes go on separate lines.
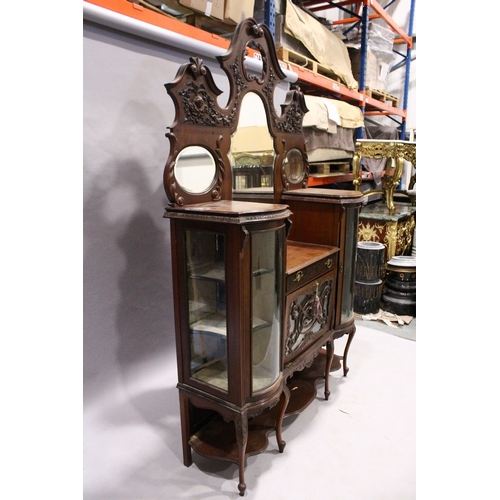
top-left (286, 251), bottom-right (338, 294)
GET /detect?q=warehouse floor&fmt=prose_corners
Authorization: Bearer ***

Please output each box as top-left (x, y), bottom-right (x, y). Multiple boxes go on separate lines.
top-left (355, 312), bottom-right (416, 341)
top-left (83, 321), bottom-right (416, 500)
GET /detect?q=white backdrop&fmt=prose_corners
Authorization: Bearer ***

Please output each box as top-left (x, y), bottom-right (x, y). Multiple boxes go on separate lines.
top-left (83, 21), bottom-right (202, 403)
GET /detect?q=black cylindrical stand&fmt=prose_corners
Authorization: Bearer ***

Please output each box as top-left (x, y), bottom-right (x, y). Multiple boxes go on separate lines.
top-left (354, 241), bottom-right (385, 314)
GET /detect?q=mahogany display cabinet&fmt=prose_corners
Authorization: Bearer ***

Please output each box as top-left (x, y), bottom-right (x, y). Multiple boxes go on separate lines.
top-left (165, 200), bottom-right (291, 496)
top-left (162, 18), bottom-right (362, 495)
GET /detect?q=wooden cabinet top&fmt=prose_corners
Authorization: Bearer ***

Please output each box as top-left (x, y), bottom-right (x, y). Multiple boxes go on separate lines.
top-left (283, 188), bottom-right (363, 203)
top-left (165, 200), bottom-right (291, 222)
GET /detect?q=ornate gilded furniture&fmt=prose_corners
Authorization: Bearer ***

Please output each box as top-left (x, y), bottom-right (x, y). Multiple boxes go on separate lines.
top-left (357, 202), bottom-right (416, 262)
top-left (162, 18), bottom-right (362, 495)
top-left (352, 139), bottom-right (416, 214)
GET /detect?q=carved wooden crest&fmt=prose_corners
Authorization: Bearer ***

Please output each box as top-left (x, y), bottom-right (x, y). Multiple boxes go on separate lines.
top-left (164, 18), bottom-right (309, 206)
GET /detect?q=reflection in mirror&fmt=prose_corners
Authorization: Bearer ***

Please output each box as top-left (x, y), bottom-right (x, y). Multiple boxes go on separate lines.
top-left (230, 93), bottom-right (274, 193)
top-left (283, 148), bottom-right (305, 184)
top-left (174, 146), bottom-right (216, 194)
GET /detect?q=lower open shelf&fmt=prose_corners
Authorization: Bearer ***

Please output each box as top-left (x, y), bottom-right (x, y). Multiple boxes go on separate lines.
top-left (189, 349), bottom-right (344, 464)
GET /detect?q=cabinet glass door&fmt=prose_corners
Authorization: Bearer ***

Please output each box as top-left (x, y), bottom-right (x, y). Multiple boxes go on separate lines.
top-left (340, 207), bottom-right (360, 323)
top-left (185, 229), bottom-right (228, 392)
top-left (251, 229), bottom-right (283, 393)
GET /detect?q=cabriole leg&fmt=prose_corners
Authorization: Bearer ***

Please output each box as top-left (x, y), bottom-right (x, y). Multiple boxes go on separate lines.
top-left (235, 412), bottom-right (249, 496)
top-left (325, 340), bottom-right (334, 400)
top-left (276, 385), bottom-right (290, 453)
top-left (343, 329), bottom-right (356, 377)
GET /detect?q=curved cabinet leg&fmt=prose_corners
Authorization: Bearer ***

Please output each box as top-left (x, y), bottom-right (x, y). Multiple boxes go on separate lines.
top-left (325, 340), bottom-right (334, 400)
top-left (235, 412), bottom-right (249, 496)
top-left (343, 328), bottom-right (356, 377)
top-left (276, 385), bottom-right (290, 453)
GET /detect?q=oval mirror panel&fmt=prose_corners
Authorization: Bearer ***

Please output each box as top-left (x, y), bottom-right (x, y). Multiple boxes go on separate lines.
top-left (283, 148), bottom-right (305, 183)
top-left (174, 146), bottom-right (216, 194)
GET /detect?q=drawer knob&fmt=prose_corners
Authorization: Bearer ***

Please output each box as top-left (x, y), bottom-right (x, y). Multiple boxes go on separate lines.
top-left (325, 258), bottom-right (332, 269)
top-left (294, 271), bottom-right (304, 282)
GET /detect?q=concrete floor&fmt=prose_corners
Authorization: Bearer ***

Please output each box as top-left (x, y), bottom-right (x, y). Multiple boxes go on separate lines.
top-left (355, 314), bottom-right (416, 342)
top-left (83, 322), bottom-right (416, 499)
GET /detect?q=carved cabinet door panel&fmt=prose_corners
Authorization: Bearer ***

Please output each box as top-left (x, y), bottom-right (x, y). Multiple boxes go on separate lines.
top-left (283, 269), bottom-right (337, 365)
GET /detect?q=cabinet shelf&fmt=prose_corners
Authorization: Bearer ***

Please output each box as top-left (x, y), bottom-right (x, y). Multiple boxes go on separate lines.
top-left (191, 313), bottom-right (227, 336)
top-left (190, 313), bottom-right (271, 337)
top-left (189, 262), bottom-right (225, 282)
top-left (189, 262), bottom-right (275, 281)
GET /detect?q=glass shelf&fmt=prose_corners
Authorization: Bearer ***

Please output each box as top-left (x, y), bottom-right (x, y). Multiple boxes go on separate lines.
top-left (186, 229), bottom-right (228, 392)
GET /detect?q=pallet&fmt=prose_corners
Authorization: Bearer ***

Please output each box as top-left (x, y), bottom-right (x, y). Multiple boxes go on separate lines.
top-left (190, 13), bottom-right (235, 37)
top-left (276, 46), bottom-right (344, 84)
top-left (365, 88), bottom-right (399, 108)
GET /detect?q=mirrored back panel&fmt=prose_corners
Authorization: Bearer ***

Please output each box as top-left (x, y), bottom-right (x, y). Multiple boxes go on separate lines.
top-left (163, 18), bottom-right (310, 206)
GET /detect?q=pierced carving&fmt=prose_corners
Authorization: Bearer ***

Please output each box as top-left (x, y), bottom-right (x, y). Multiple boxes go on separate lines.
top-left (163, 18), bottom-right (310, 206)
top-left (211, 135), bottom-right (225, 201)
top-left (286, 280), bottom-right (332, 356)
top-left (180, 81), bottom-right (226, 126)
top-left (277, 91), bottom-right (308, 134)
top-left (357, 141), bottom-right (394, 159)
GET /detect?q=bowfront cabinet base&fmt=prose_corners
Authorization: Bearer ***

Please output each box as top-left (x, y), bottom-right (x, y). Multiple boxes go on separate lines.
top-left (180, 349), bottom-right (338, 491)
top-left (179, 383), bottom-right (288, 496)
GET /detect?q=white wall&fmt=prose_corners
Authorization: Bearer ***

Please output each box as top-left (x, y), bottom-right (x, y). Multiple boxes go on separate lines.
top-left (83, 20), bottom-right (225, 403)
top-left (82, 14), bottom-right (288, 412)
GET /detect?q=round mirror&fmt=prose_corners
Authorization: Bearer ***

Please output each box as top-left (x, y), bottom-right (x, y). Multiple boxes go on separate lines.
top-left (174, 146), bottom-right (216, 194)
top-left (283, 148), bottom-right (305, 183)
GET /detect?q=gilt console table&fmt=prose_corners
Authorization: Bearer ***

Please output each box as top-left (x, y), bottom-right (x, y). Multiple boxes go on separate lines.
top-left (352, 139), bottom-right (416, 214)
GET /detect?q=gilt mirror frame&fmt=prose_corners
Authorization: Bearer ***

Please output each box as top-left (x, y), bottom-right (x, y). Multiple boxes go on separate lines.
top-left (163, 17), bottom-right (310, 206)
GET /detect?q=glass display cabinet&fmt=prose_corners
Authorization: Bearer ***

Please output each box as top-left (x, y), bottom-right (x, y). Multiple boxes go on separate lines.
top-left (165, 201), bottom-right (290, 495)
top-left (281, 189), bottom-right (362, 375)
top-left (162, 17), bottom-right (361, 495)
